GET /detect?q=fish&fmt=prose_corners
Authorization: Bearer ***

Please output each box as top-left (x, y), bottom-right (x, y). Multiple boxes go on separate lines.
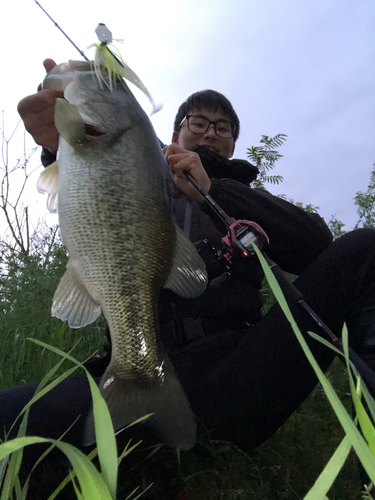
top-left (37, 60), bottom-right (207, 450)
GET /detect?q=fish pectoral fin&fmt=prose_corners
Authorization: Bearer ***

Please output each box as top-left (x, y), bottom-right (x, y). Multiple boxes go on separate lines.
top-left (37, 161), bottom-right (60, 213)
top-left (84, 359), bottom-right (196, 451)
top-left (55, 98), bottom-right (88, 148)
top-left (164, 225), bottom-right (208, 298)
top-left (46, 193), bottom-right (58, 214)
top-left (52, 264), bottom-right (101, 328)
top-left (37, 160), bottom-right (59, 194)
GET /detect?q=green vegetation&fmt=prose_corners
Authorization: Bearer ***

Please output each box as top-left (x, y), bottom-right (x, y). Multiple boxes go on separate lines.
top-left (1, 129), bottom-right (375, 498)
top-left (0, 340), bottom-right (151, 500)
top-left (181, 361), bottom-right (361, 499)
top-left (248, 135), bottom-right (375, 234)
top-left (247, 134), bottom-right (286, 189)
top-left (0, 240), bottom-right (107, 388)
top-left (1, 234), bottom-right (371, 499)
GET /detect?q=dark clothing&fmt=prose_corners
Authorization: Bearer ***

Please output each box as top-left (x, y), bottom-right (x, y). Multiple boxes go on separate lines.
top-left (2, 147), bottom-right (375, 498)
top-left (170, 228), bottom-right (375, 447)
top-left (159, 173), bottom-right (332, 344)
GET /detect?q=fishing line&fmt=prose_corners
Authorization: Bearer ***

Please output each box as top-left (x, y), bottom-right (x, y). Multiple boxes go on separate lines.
top-left (34, 0), bottom-right (89, 61)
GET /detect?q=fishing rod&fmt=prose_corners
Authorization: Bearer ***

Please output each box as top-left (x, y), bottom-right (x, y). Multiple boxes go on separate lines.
top-left (158, 140), bottom-right (269, 258)
top-left (34, 1), bottom-right (124, 67)
top-left (184, 166), bottom-right (375, 393)
top-left (34, 0), bottom-right (89, 61)
top-left (33, 0), bottom-right (375, 390)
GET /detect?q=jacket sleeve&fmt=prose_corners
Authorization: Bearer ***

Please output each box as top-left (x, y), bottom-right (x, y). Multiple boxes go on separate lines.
top-left (41, 148), bottom-right (57, 168)
top-left (201, 178), bottom-right (333, 275)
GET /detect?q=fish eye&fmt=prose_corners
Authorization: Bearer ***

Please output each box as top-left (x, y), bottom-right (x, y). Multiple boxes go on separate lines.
top-left (85, 124), bottom-right (105, 136)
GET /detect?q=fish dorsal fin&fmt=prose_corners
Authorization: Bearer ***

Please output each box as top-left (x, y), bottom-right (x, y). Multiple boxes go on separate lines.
top-left (37, 161), bottom-right (60, 213)
top-left (52, 264), bottom-right (101, 328)
top-left (54, 97), bottom-right (89, 148)
top-left (164, 225), bottom-right (208, 298)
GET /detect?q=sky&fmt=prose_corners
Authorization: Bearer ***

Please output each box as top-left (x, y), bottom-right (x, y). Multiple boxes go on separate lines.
top-left (1, 0), bottom-right (374, 236)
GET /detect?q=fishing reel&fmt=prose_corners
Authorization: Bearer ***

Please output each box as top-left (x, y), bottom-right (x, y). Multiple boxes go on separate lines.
top-left (195, 220), bottom-right (269, 282)
top-left (221, 220), bottom-right (269, 262)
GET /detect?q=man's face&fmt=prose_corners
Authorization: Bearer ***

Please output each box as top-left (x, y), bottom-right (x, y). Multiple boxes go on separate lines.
top-left (172, 108), bottom-right (235, 159)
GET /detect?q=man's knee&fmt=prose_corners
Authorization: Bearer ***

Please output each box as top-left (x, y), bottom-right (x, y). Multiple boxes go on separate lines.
top-left (334, 228), bottom-right (375, 251)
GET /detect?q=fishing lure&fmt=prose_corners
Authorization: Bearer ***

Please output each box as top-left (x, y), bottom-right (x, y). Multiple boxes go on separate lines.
top-left (89, 27), bottom-right (162, 115)
top-left (34, 1), bottom-right (161, 115)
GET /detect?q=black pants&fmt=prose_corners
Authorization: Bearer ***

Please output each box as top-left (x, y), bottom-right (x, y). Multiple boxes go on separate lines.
top-left (171, 229), bottom-right (375, 448)
top-left (1, 229), bottom-right (375, 497)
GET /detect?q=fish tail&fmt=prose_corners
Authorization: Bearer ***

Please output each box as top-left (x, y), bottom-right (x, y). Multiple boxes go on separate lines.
top-left (84, 361), bottom-right (196, 451)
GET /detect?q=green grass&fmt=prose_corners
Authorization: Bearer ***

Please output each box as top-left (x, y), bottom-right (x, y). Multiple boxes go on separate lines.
top-left (180, 359), bottom-right (363, 500)
top-left (178, 247), bottom-right (375, 500)
top-left (2, 357), bottom-right (363, 499)
top-left (1, 242), bottom-right (375, 499)
top-left (0, 341), bottom-right (153, 500)
top-left (0, 247), bottom-right (107, 388)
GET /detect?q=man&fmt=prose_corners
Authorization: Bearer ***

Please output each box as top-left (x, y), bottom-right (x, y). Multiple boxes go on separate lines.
top-left (6, 59), bottom-right (375, 498)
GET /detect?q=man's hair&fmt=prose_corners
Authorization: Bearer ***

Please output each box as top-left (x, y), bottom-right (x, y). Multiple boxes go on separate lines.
top-left (173, 90), bottom-right (240, 142)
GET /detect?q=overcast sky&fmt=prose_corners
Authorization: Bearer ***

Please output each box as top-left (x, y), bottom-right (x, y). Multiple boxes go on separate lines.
top-left (1, 0), bottom-right (374, 233)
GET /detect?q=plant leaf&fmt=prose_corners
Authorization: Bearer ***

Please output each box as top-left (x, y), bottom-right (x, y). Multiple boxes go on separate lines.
top-left (28, 338), bottom-right (118, 498)
top-left (0, 437), bottom-right (113, 499)
top-left (251, 243), bottom-right (375, 484)
top-left (303, 435), bottom-right (352, 499)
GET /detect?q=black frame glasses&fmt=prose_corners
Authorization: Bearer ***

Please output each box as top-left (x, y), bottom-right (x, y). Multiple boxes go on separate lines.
top-left (179, 114), bottom-right (235, 139)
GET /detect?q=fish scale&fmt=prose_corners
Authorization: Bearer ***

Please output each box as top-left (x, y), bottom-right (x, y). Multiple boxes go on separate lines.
top-left (38, 61), bottom-right (208, 450)
top-left (58, 138), bottom-right (169, 379)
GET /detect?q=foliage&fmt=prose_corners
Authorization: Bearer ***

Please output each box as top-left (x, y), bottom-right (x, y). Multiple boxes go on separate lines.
top-left (248, 134), bottom-right (321, 214)
top-left (354, 165), bottom-right (375, 229)
top-left (327, 166), bottom-right (375, 240)
top-left (0, 113), bottom-right (40, 255)
top-left (0, 115), bottom-right (107, 387)
top-left (328, 215), bottom-right (348, 241)
top-left (247, 131), bottom-right (375, 239)
top-left (278, 194), bottom-right (320, 213)
top-left (0, 230), bottom-right (107, 388)
top-left (0, 343), bottom-right (151, 500)
top-left (325, 164), bottom-right (375, 239)
top-left (247, 134), bottom-right (287, 189)
top-left (253, 244), bottom-right (375, 498)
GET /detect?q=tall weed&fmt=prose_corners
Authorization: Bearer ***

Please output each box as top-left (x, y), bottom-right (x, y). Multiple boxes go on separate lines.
top-left (0, 243), bottom-right (106, 387)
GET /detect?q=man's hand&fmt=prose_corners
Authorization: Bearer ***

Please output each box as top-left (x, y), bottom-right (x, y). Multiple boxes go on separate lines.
top-left (163, 145), bottom-right (211, 203)
top-left (17, 59), bottom-right (62, 153)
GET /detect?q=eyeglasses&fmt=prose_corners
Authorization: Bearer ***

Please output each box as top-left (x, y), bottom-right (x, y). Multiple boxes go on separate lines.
top-left (179, 114), bottom-right (235, 138)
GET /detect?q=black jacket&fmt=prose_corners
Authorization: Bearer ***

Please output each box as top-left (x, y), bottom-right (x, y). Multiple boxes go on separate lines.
top-left (158, 147), bottom-right (333, 346)
top-left (42, 146), bottom-right (333, 347)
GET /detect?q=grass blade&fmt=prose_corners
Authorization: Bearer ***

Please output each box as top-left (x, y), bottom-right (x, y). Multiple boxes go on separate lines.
top-left (309, 329), bottom-right (375, 424)
top-left (48, 447), bottom-right (100, 500)
top-left (28, 338), bottom-right (118, 498)
top-left (0, 437), bottom-right (113, 499)
top-left (118, 440), bottom-right (142, 464)
top-left (341, 326), bottom-right (375, 455)
top-left (86, 373), bottom-right (118, 497)
top-left (252, 244), bottom-right (375, 484)
top-left (125, 482), bottom-right (153, 500)
top-left (1, 388), bottom-right (31, 500)
top-left (304, 435), bottom-right (352, 499)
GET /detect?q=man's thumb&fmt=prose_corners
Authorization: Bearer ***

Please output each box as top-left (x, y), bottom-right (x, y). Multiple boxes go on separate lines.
top-left (43, 58), bottom-right (57, 73)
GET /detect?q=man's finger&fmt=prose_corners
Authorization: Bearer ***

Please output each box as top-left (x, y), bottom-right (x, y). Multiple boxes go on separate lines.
top-left (43, 59), bottom-right (57, 73)
top-left (18, 90), bottom-right (63, 117)
top-left (37, 59), bottom-right (57, 91)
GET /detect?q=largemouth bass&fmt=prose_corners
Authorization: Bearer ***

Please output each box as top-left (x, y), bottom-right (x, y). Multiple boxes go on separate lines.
top-left (38, 60), bottom-right (207, 450)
